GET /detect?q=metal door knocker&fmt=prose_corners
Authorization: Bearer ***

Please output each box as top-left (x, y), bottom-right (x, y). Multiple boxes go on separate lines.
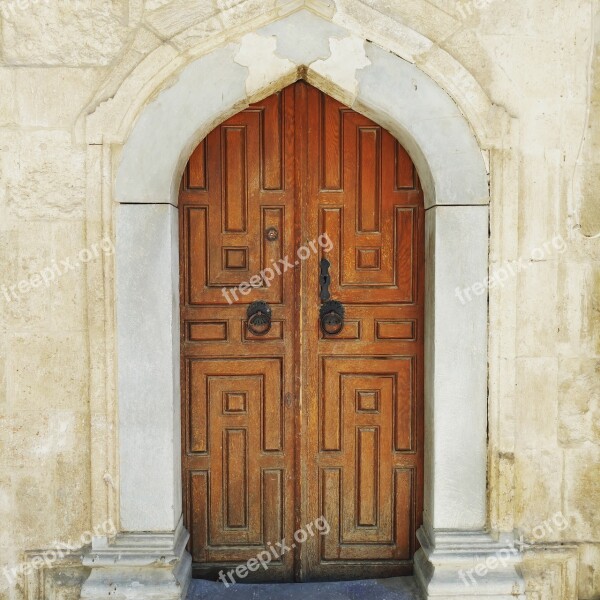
top-left (320, 300), bottom-right (345, 335)
top-left (247, 301), bottom-right (272, 336)
top-left (319, 258), bottom-right (344, 335)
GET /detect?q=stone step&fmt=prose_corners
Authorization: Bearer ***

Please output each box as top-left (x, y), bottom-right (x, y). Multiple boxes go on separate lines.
top-left (187, 577), bottom-right (423, 600)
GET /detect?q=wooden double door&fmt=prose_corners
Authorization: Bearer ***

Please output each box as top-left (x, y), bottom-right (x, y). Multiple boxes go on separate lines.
top-left (180, 82), bottom-right (424, 582)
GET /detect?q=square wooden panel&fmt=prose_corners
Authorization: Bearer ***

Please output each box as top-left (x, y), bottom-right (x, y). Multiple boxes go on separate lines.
top-left (356, 390), bottom-right (380, 413)
top-left (223, 392), bottom-right (247, 414)
top-left (356, 248), bottom-right (381, 270)
top-left (223, 247), bottom-right (248, 270)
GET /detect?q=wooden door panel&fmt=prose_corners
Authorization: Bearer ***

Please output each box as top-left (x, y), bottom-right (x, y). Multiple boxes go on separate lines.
top-left (181, 91), bottom-right (293, 307)
top-left (180, 87), bottom-right (296, 581)
top-left (186, 359), bottom-right (285, 549)
top-left (318, 358), bottom-right (417, 551)
top-left (301, 83), bottom-right (424, 580)
top-left (180, 82), bottom-right (424, 582)
top-left (319, 188), bottom-right (420, 301)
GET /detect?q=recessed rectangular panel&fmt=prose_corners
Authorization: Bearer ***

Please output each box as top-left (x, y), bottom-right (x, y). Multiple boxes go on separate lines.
top-left (358, 128), bottom-right (380, 233)
top-left (263, 469), bottom-right (284, 557)
top-left (395, 142), bottom-right (414, 189)
top-left (188, 139), bottom-right (207, 189)
top-left (321, 95), bottom-right (343, 190)
top-left (321, 358), bottom-right (341, 451)
top-left (321, 468), bottom-right (341, 561)
top-left (396, 208), bottom-right (415, 302)
top-left (188, 321), bottom-right (228, 342)
top-left (188, 207), bottom-right (208, 304)
top-left (263, 363), bottom-right (282, 452)
top-left (189, 361), bottom-right (208, 453)
top-left (225, 428), bottom-right (247, 528)
top-left (261, 93), bottom-right (283, 190)
top-left (356, 390), bottom-right (379, 413)
top-left (394, 359), bottom-right (413, 452)
top-left (224, 392), bottom-right (247, 414)
top-left (244, 320), bottom-right (284, 341)
top-left (394, 468), bottom-right (413, 559)
top-left (262, 207), bottom-right (284, 293)
top-left (356, 248), bottom-right (380, 270)
top-left (222, 127), bottom-right (247, 232)
top-left (375, 320), bottom-right (415, 341)
top-left (321, 320), bottom-right (360, 340)
top-left (189, 471), bottom-right (209, 561)
top-left (223, 247), bottom-right (248, 270)
top-left (357, 427), bottom-right (378, 527)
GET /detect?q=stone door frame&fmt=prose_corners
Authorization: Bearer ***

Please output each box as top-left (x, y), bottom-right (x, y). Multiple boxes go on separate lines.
top-left (80, 8), bottom-right (525, 599)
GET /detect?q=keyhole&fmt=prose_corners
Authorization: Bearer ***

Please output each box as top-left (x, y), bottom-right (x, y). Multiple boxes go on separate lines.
top-left (265, 227), bottom-right (279, 241)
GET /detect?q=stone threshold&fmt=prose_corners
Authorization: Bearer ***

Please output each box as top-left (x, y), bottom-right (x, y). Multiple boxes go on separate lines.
top-left (187, 577), bottom-right (423, 599)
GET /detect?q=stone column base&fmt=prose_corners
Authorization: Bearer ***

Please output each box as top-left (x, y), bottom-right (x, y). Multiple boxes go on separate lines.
top-left (414, 528), bottom-right (526, 600)
top-left (80, 520), bottom-right (191, 600)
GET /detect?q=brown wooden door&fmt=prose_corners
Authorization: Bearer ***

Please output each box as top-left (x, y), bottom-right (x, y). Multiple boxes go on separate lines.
top-left (180, 82), bottom-right (424, 582)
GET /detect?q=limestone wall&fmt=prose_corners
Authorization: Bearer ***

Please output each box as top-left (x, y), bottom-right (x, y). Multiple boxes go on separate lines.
top-left (0, 1), bottom-right (598, 599)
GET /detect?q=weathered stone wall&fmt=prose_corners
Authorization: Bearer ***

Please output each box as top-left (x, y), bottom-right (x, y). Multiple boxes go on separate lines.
top-left (0, 1), bottom-right (597, 599)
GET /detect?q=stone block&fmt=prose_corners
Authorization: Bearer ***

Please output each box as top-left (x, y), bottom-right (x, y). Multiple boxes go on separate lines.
top-left (515, 260), bottom-right (558, 357)
top-left (1, 0), bottom-right (130, 66)
top-left (1, 222), bottom-right (52, 331)
top-left (564, 447), bottom-right (600, 540)
top-left (0, 69), bottom-right (16, 127)
top-left (521, 546), bottom-right (578, 600)
top-left (47, 220), bottom-right (88, 333)
top-left (514, 450), bottom-right (564, 539)
top-left (15, 68), bottom-right (102, 128)
top-left (558, 358), bottom-right (600, 445)
top-left (557, 262), bottom-right (600, 358)
top-left (517, 152), bottom-right (563, 258)
top-left (578, 544), bottom-right (600, 599)
top-left (2, 131), bottom-right (86, 220)
top-left (0, 340), bottom-right (6, 411)
top-left (8, 333), bottom-right (88, 413)
top-left (514, 357), bottom-right (558, 450)
top-left (579, 162), bottom-right (600, 237)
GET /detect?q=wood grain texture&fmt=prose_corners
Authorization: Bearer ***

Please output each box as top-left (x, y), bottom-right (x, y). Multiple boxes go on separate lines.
top-left (179, 82), bottom-right (424, 582)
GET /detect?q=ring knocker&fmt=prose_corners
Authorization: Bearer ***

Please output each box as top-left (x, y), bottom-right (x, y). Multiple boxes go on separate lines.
top-left (320, 300), bottom-right (345, 335)
top-left (247, 301), bottom-right (272, 336)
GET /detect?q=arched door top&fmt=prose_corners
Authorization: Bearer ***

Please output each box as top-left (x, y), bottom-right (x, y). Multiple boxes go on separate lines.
top-left (113, 10), bottom-right (489, 210)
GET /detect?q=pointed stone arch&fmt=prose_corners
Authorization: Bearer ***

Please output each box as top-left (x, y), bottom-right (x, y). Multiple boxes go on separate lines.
top-left (80, 7), bottom-right (524, 600)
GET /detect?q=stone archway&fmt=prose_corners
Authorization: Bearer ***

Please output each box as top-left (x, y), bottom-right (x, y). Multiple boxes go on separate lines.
top-left (80, 9), bottom-right (524, 600)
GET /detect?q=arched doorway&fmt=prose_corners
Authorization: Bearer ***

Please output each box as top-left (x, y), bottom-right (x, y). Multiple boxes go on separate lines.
top-left (179, 82), bottom-right (425, 582)
top-left (81, 10), bottom-right (525, 600)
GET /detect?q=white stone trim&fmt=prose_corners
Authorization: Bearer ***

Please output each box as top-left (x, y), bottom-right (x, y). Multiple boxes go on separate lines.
top-left (81, 517), bottom-right (191, 600)
top-left (115, 204), bottom-right (181, 532)
top-left (415, 529), bottom-right (525, 598)
top-left (113, 11), bottom-right (489, 210)
top-left (80, 8), bottom-right (523, 600)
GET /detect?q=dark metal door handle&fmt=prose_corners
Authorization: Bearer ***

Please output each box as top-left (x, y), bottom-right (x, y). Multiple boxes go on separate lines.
top-left (319, 258), bottom-right (331, 302)
top-left (247, 301), bottom-right (272, 336)
top-left (319, 258), bottom-right (344, 335)
top-left (320, 300), bottom-right (345, 335)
